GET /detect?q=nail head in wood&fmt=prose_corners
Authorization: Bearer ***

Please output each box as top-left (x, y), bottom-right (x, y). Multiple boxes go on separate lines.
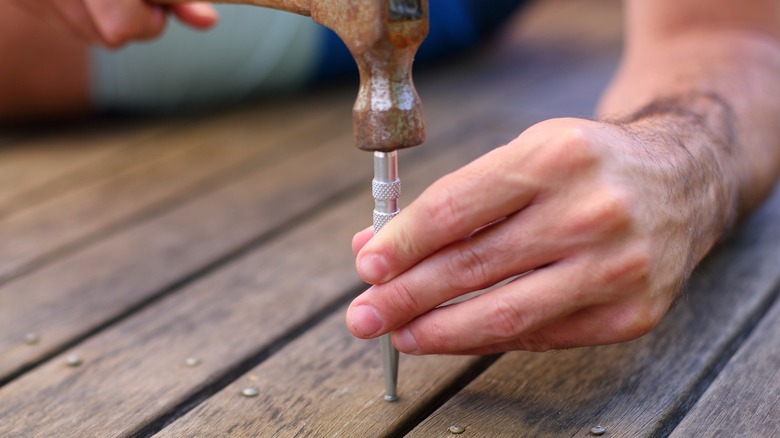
top-left (23, 333), bottom-right (40, 345)
top-left (184, 357), bottom-right (201, 367)
top-left (241, 387), bottom-right (259, 398)
top-left (590, 425), bottom-right (607, 435)
top-left (448, 425), bottom-right (465, 434)
top-left (65, 354), bottom-right (83, 367)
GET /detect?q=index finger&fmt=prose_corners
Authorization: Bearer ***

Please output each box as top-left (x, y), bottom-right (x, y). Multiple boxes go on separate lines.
top-left (356, 143), bottom-right (538, 284)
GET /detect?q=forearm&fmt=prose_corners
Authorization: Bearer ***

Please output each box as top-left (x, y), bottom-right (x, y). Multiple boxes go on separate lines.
top-left (598, 26), bottom-right (780, 261)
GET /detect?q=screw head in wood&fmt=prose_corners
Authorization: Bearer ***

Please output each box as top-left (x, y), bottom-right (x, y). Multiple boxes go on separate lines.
top-left (448, 425), bottom-right (465, 434)
top-left (65, 354), bottom-right (83, 367)
top-left (184, 357), bottom-right (201, 367)
top-left (241, 387), bottom-right (259, 398)
top-left (23, 333), bottom-right (40, 345)
top-left (590, 425), bottom-right (607, 435)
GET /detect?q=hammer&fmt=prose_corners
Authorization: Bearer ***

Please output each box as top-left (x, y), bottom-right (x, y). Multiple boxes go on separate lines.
top-left (154, 0), bottom-right (430, 402)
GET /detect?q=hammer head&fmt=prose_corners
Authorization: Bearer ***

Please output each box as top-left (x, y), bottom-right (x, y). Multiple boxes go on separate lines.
top-left (311, 0), bottom-right (429, 152)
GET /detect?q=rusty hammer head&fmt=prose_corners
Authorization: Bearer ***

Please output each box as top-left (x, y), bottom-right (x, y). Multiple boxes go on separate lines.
top-left (154, 0), bottom-right (428, 151)
top-left (310, 0), bottom-right (429, 152)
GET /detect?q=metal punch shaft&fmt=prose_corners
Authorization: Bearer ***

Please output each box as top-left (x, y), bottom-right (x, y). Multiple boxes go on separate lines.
top-left (372, 151), bottom-right (401, 401)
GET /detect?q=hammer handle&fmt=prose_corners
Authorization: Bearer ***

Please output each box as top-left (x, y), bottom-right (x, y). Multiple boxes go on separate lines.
top-left (150, 0), bottom-right (312, 17)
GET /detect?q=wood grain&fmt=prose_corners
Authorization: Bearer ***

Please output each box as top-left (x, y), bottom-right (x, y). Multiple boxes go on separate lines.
top-left (407, 184), bottom-right (780, 437)
top-left (0, 123), bottom-right (164, 217)
top-left (0, 104), bottom-right (342, 284)
top-left (669, 269), bottom-right (780, 437)
top-left (0, 112), bottom-right (521, 437)
top-left (0, 116), bottom-right (355, 383)
top-left (151, 116), bottom-right (530, 438)
top-left (0, 83), bottom-right (464, 385)
top-left (158, 309), bottom-right (487, 438)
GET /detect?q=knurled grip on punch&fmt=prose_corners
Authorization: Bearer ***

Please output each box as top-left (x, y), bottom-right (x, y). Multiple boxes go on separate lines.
top-left (373, 178), bottom-right (401, 233)
top-left (373, 211), bottom-right (400, 233)
top-left (372, 179), bottom-right (401, 200)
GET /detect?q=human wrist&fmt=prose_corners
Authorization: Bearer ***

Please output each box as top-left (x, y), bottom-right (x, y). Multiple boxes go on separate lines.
top-left (608, 92), bottom-right (742, 265)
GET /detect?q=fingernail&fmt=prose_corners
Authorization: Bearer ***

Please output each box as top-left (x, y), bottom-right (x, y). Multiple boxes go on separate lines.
top-left (349, 305), bottom-right (383, 338)
top-left (357, 254), bottom-right (389, 283)
top-left (394, 328), bottom-right (419, 354)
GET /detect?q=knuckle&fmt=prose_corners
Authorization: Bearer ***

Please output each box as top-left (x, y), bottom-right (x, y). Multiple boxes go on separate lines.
top-left (141, 17), bottom-right (166, 40)
top-left (595, 247), bottom-right (653, 292)
top-left (619, 303), bottom-right (664, 340)
top-left (100, 16), bottom-right (156, 47)
top-left (595, 188), bottom-right (633, 230)
top-left (100, 24), bottom-right (132, 47)
top-left (393, 224), bottom-right (427, 263)
top-left (485, 296), bottom-right (530, 340)
top-left (423, 183), bottom-right (463, 233)
top-left (94, 13), bottom-right (131, 46)
top-left (549, 124), bottom-right (600, 172)
top-left (622, 247), bottom-right (653, 285)
top-left (522, 120), bottom-right (604, 185)
top-left (565, 187), bottom-right (634, 238)
top-left (419, 321), bottom-right (450, 353)
top-left (589, 188), bottom-right (633, 232)
top-left (101, 38), bottom-right (125, 49)
top-left (567, 286), bottom-right (591, 305)
top-left (517, 332), bottom-right (552, 352)
top-left (386, 280), bottom-right (422, 316)
top-left (446, 246), bottom-right (491, 290)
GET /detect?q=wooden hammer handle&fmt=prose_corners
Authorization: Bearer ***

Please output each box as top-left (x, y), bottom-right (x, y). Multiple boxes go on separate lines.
top-left (150, 0), bottom-right (312, 17)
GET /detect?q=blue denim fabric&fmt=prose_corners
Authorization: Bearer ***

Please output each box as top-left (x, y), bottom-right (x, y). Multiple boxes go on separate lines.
top-left (314, 0), bottom-right (526, 81)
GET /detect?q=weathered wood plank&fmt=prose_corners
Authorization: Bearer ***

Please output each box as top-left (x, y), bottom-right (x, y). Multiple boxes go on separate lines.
top-left (0, 122), bottom-right (172, 218)
top-left (407, 183), bottom-right (780, 437)
top-left (158, 309), bottom-right (489, 438)
top-left (0, 79), bottom-right (478, 385)
top-left (0, 118), bottom-right (355, 383)
top-left (669, 280), bottom-right (780, 437)
top-left (0, 73), bottom-right (475, 382)
top-left (0, 104), bottom-right (341, 284)
top-left (0, 111), bottom-right (522, 437)
top-left (151, 117), bottom-right (532, 438)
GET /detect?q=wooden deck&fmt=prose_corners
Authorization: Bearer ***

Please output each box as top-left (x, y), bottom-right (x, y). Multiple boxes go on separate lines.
top-left (2, 1), bottom-right (779, 437)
